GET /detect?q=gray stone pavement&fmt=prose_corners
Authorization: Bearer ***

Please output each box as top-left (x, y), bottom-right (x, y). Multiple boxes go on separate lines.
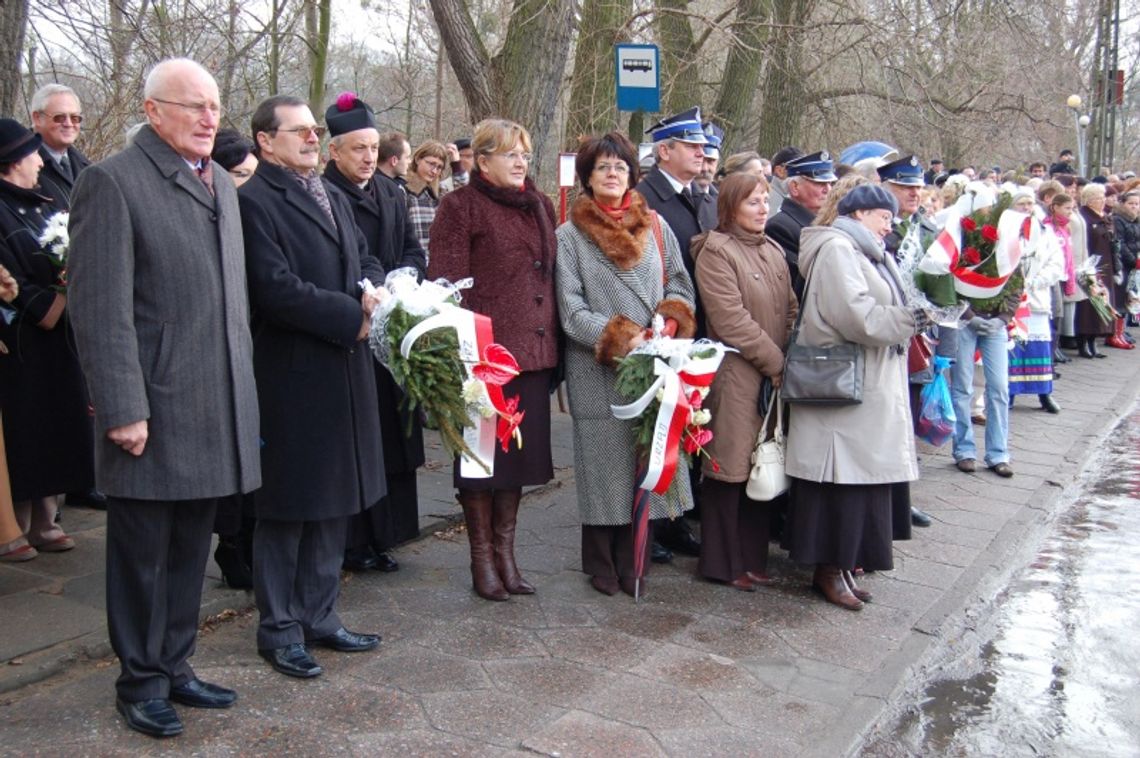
top-left (2, 348), bottom-right (1139, 756)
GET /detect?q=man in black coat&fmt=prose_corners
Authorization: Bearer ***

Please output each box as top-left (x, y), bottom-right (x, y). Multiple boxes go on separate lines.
top-left (240, 95), bottom-right (385, 679)
top-left (322, 97), bottom-right (427, 574)
top-left (30, 84), bottom-right (90, 211)
top-left (634, 106), bottom-right (715, 562)
top-left (765, 150), bottom-right (837, 300)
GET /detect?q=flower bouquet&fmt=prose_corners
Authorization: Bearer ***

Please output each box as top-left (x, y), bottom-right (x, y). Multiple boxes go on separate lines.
top-left (1127, 269), bottom-right (1140, 316)
top-left (37, 210), bottom-right (69, 290)
top-left (1074, 255), bottom-right (1119, 325)
top-left (367, 268), bottom-right (523, 477)
top-left (916, 185), bottom-right (1026, 316)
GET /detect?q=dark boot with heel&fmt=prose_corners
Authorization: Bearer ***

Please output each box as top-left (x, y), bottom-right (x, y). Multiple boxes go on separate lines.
top-left (458, 490), bottom-right (508, 601)
top-left (491, 489), bottom-right (535, 595)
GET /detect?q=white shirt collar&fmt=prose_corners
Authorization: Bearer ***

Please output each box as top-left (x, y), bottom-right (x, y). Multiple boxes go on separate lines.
top-left (657, 166), bottom-right (689, 195)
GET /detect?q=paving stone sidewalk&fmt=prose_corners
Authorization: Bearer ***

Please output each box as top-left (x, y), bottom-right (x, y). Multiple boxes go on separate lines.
top-left (2, 348), bottom-right (1138, 757)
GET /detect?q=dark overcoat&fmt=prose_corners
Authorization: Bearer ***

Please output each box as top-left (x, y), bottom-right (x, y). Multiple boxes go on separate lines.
top-left (764, 196), bottom-right (814, 300)
top-left (0, 179), bottom-right (93, 500)
top-left (35, 145), bottom-right (90, 212)
top-left (635, 166), bottom-right (716, 336)
top-left (1074, 205), bottom-right (1117, 337)
top-left (323, 161), bottom-right (426, 477)
top-left (239, 160), bottom-right (386, 522)
top-left (68, 125), bottom-right (262, 500)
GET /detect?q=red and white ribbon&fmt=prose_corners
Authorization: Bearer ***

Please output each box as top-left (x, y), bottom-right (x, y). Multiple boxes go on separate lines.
top-left (920, 208), bottom-right (1029, 299)
top-left (611, 344), bottom-right (726, 494)
top-left (401, 304), bottom-right (505, 478)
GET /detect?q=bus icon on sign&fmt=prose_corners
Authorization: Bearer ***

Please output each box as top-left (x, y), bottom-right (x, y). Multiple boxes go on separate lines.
top-left (622, 58), bottom-right (652, 73)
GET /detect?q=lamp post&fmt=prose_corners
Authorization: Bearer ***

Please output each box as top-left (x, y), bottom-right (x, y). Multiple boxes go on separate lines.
top-left (1067, 94), bottom-right (1088, 177)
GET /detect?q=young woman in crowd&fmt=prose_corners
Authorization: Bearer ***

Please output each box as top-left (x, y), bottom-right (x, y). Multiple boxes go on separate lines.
top-left (554, 131), bottom-right (696, 597)
top-left (691, 172), bottom-right (797, 591)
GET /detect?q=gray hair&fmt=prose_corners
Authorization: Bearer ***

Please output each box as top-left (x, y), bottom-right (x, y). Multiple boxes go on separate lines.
top-left (143, 58), bottom-right (213, 99)
top-left (30, 83), bottom-right (79, 114)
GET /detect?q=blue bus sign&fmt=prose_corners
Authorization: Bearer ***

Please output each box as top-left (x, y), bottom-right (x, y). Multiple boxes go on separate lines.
top-left (615, 44), bottom-right (660, 113)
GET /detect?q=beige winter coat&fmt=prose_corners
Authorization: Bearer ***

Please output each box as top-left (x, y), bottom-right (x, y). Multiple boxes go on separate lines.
top-left (784, 220), bottom-right (919, 485)
top-left (692, 228), bottom-right (797, 482)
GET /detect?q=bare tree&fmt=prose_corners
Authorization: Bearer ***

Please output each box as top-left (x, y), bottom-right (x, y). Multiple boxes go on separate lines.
top-left (0, 0), bottom-right (30, 114)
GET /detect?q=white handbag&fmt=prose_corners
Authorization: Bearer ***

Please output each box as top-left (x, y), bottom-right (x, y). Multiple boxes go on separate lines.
top-left (745, 390), bottom-right (789, 501)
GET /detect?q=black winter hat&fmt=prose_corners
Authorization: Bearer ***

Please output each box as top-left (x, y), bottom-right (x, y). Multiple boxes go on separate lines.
top-left (0, 119), bottom-right (42, 165)
top-left (325, 92), bottom-right (377, 137)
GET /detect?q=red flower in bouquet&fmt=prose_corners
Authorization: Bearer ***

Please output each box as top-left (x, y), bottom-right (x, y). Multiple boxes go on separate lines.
top-left (496, 395), bottom-right (525, 452)
top-left (961, 217), bottom-right (977, 232)
top-left (963, 246), bottom-right (982, 266)
top-left (981, 224), bottom-right (999, 243)
top-left (688, 390), bottom-right (703, 409)
top-left (471, 342), bottom-right (520, 386)
top-left (682, 426), bottom-right (712, 455)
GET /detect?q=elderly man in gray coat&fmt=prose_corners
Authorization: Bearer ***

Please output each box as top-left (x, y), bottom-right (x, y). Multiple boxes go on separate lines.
top-left (68, 58), bottom-right (261, 739)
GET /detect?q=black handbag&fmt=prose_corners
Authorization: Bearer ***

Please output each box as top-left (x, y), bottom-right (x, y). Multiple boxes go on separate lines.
top-left (781, 262), bottom-right (865, 405)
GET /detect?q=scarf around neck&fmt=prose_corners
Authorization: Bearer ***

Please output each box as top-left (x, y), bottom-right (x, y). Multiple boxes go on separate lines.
top-left (470, 170), bottom-right (556, 278)
top-left (833, 215), bottom-right (909, 309)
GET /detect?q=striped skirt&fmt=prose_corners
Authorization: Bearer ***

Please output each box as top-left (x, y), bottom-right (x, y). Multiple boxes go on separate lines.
top-left (1008, 313), bottom-right (1053, 396)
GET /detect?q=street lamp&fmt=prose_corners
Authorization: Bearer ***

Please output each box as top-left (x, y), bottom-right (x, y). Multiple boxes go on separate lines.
top-left (1067, 94), bottom-right (1088, 177)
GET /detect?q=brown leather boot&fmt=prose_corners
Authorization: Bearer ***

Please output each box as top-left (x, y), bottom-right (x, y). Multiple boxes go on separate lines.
top-left (491, 489), bottom-right (535, 595)
top-left (842, 569), bottom-right (872, 602)
top-left (458, 489), bottom-right (508, 601)
top-left (812, 565), bottom-right (863, 611)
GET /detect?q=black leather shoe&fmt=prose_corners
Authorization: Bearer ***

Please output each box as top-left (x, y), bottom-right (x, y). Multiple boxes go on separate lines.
top-left (373, 552), bottom-right (399, 572)
top-left (310, 627), bottom-right (380, 652)
top-left (116, 698), bottom-right (183, 738)
top-left (1078, 340), bottom-right (1095, 359)
top-left (650, 541), bottom-right (673, 564)
top-left (67, 489), bottom-right (108, 510)
top-left (658, 521), bottom-right (701, 557)
top-left (259, 643), bottom-right (323, 678)
top-left (910, 507), bottom-right (933, 528)
top-left (1039, 394), bottom-right (1061, 414)
top-left (342, 546), bottom-right (379, 572)
top-left (1053, 349), bottom-right (1071, 364)
top-left (170, 679), bottom-right (237, 709)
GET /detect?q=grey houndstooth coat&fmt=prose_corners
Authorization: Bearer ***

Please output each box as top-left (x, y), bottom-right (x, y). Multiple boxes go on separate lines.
top-left (555, 192), bottom-right (697, 526)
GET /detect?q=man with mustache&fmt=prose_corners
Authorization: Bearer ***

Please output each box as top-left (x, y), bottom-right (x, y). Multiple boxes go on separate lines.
top-left (239, 95), bottom-right (386, 679)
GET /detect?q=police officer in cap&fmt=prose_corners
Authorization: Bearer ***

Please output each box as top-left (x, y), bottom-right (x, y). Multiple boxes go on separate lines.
top-left (696, 122), bottom-right (724, 199)
top-left (878, 153), bottom-right (943, 532)
top-left (634, 106), bottom-right (713, 562)
top-left (765, 150), bottom-right (836, 299)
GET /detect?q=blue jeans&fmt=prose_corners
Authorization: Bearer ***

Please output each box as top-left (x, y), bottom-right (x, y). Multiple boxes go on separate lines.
top-left (951, 325), bottom-right (1010, 466)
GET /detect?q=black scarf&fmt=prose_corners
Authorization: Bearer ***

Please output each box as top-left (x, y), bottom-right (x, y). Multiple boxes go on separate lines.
top-left (470, 170), bottom-right (556, 279)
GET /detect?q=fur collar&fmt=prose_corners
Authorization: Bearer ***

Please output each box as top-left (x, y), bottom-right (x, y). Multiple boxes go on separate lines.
top-left (570, 191), bottom-right (652, 270)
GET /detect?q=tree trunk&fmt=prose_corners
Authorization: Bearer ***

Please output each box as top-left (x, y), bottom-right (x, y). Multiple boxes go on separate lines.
top-left (305, 0), bottom-right (331, 113)
top-left (655, 0), bottom-right (701, 114)
top-left (710, 0), bottom-right (768, 157)
top-left (755, 0), bottom-right (811, 158)
top-left (429, 0), bottom-right (574, 181)
top-left (563, 0), bottom-right (632, 148)
top-left (0, 0), bottom-right (29, 115)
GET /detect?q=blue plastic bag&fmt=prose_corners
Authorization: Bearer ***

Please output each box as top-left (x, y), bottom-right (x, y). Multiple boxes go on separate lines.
top-left (916, 356), bottom-right (955, 447)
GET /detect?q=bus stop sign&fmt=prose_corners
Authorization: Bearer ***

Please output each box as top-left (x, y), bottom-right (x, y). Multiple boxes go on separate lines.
top-left (615, 44), bottom-right (660, 113)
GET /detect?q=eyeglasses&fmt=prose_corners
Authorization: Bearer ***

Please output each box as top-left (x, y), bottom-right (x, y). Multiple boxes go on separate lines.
top-left (44, 112), bottom-right (82, 125)
top-left (152, 98), bottom-right (223, 118)
top-left (493, 151), bottom-right (532, 164)
top-left (593, 162), bottom-right (629, 175)
top-left (421, 159), bottom-right (445, 172)
top-left (273, 125), bottom-right (327, 139)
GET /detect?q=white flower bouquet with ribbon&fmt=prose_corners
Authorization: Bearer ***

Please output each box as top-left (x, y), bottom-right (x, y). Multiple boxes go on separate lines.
top-left (366, 268), bottom-right (523, 477)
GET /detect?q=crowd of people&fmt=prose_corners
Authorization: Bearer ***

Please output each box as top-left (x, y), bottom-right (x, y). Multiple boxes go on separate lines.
top-left (1, 56), bottom-right (1138, 739)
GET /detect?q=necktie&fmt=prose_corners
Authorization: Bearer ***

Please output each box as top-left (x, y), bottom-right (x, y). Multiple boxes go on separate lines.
top-left (58, 154), bottom-right (73, 182)
top-left (681, 186), bottom-right (693, 205)
top-left (196, 162), bottom-right (215, 197)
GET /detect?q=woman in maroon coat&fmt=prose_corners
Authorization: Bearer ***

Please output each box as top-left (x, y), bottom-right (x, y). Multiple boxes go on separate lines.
top-left (428, 119), bottom-right (560, 601)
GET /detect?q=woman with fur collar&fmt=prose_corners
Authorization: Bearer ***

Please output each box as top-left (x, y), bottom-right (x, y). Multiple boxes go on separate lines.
top-left (554, 131), bottom-right (696, 597)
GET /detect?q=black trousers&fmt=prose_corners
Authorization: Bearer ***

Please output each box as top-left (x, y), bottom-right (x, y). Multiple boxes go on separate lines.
top-left (106, 496), bottom-right (217, 702)
top-left (253, 516), bottom-right (346, 650)
top-left (698, 479), bottom-right (772, 583)
top-left (581, 523), bottom-right (650, 581)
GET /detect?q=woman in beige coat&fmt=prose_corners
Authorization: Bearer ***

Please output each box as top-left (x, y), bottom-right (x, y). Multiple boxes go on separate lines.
top-left (783, 185), bottom-right (928, 611)
top-left (691, 173), bottom-right (797, 591)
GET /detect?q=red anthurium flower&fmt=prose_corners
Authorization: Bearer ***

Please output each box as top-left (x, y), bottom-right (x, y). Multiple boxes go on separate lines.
top-left (981, 224), bottom-right (999, 243)
top-left (964, 247), bottom-right (982, 265)
top-left (688, 390), bottom-right (702, 409)
top-left (496, 395), bottom-right (525, 452)
top-left (472, 343), bottom-right (520, 386)
top-left (961, 217), bottom-right (977, 232)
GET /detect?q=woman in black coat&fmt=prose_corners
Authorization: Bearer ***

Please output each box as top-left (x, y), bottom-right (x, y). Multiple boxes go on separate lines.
top-left (0, 119), bottom-right (91, 554)
top-left (1112, 189), bottom-right (1140, 342)
top-left (1075, 183), bottom-right (1119, 356)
